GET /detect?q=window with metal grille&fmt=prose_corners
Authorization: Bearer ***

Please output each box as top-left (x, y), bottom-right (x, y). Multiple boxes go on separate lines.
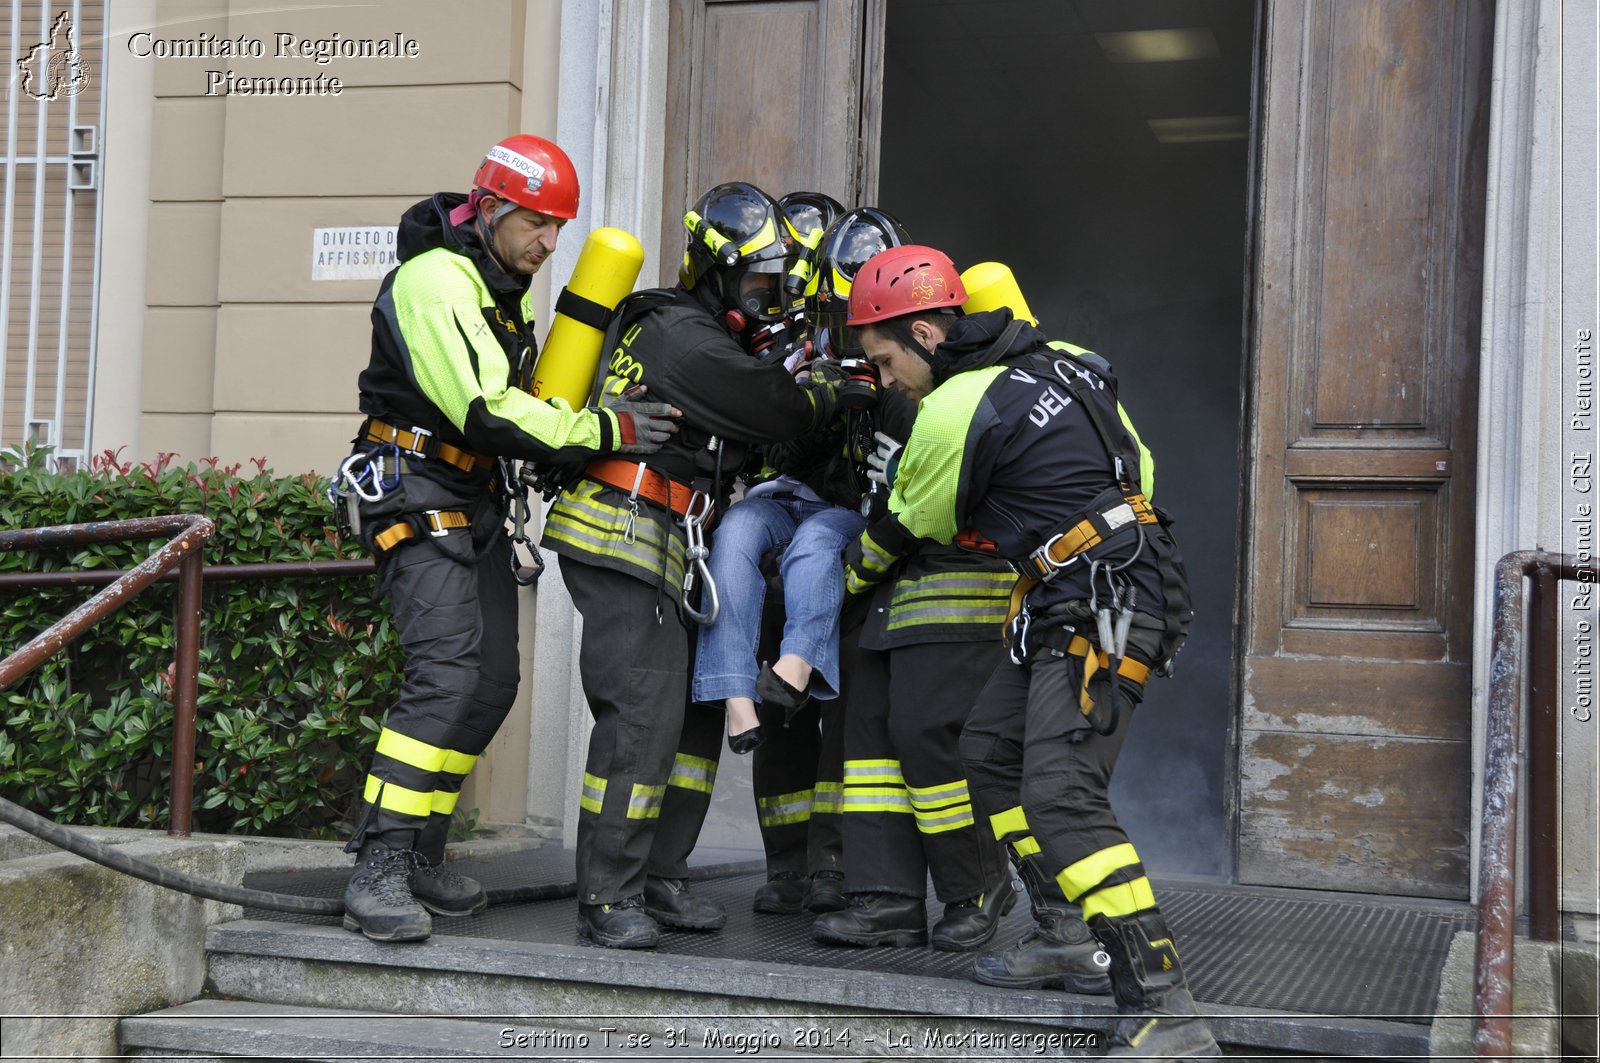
top-left (3, 0), bottom-right (106, 468)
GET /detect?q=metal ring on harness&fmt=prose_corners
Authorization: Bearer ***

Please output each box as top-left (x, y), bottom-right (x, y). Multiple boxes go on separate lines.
top-left (677, 491), bottom-right (720, 626)
top-left (507, 484), bottom-right (544, 587)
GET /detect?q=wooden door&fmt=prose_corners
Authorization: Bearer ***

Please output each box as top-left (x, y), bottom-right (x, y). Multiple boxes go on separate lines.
top-left (1237, 0), bottom-right (1492, 897)
top-left (660, 0), bottom-right (877, 280)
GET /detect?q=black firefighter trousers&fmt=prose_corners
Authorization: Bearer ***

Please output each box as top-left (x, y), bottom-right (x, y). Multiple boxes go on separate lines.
top-left (959, 651), bottom-right (1161, 927)
top-left (350, 528), bottom-right (520, 863)
top-left (563, 558), bottom-right (723, 905)
top-left (841, 634), bottom-right (1008, 902)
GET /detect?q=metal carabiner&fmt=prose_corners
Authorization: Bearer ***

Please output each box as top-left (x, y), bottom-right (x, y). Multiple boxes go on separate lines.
top-left (508, 491), bottom-right (544, 586)
top-left (677, 493), bottom-right (720, 626)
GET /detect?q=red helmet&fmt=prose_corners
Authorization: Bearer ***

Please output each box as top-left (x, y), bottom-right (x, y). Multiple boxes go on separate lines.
top-left (473, 135), bottom-right (580, 219)
top-left (847, 244), bottom-right (966, 326)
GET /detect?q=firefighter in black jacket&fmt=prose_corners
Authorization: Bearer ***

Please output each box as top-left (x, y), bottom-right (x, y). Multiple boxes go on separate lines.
top-left (541, 182), bottom-right (841, 949)
top-left (337, 135), bottom-right (677, 943)
top-left (840, 245), bottom-right (1219, 1058)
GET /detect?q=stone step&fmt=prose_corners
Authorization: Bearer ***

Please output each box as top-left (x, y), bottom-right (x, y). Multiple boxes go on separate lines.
top-left (119, 999), bottom-right (773, 1061)
top-left (203, 919), bottom-right (1427, 1060)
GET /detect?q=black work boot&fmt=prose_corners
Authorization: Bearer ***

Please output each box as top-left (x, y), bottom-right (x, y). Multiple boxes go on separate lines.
top-left (1092, 910), bottom-right (1221, 1059)
top-left (973, 910), bottom-right (1113, 992)
top-left (752, 871), bottom-right (807, 915)
top-left (803, 869), bottom-right (847, 913)
top-left (644, 876), bottom-right (726, 930)
top-left (411, 855), bottom-right (488, 917)
top-left (930, 874), bottom-right (1018, 952)
top-left (812, 892), bottom-right (928, 947)
top-left (410, 812), bottom-right (487, 917)
top-left (578, 895), bottom-right (660, 949)
top-left (342, 833), bottom-right (431, 942)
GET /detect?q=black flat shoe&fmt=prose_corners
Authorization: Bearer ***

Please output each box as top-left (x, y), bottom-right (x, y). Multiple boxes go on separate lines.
top-left (756, 662), bottom-right (812, 723)
top-left (728, 724), bottom-right (765, 754)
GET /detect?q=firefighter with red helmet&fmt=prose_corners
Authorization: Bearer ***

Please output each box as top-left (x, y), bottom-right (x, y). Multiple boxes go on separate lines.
top-left (337, 135), bottom-right (679, 943)
top-left (839, 245), bottom-right (1219, 1058)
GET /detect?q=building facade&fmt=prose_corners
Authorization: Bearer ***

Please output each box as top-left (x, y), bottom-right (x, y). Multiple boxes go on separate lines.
top-left (3, 0), bottom-right (1593, 920)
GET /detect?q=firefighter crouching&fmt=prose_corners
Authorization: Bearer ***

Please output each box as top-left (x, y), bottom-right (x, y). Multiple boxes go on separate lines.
top-left (839, 245), bottom-right (1220, 1059)
top-left (539, 181), bottom-right (842, 949)
top-left (333, 135), bottom-right (678, 944)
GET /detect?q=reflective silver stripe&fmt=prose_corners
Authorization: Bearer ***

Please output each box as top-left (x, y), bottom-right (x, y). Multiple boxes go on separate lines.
top-left (667, 753), bottom-right (716, 794)
top-left (812, 781), bottom-right (844, 816)
top-left (858, 531), bottom-right (896, 574)
top-left (886, 602), bottom-right (1010, 629)
top-left (580, 772), bottom-right (606, 815)
top-left (908, 781), bottom-right (971, 809)
top-left (915, 804), bottom-right (977, 834)
top-left (843, 760), bottom-right (904, 785)
top-left (545, 498), bottom-right (687, 578)
top-left (841, 787), bottom-right (914, 813)
top-left (627, 782), bottom-right (666, 820)
top-left (757, 789), bottom-right (814, 827)
top-left (891, 573), bottom-right (1015, 606)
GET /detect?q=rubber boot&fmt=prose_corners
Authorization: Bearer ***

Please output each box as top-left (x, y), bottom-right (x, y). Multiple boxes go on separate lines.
top-left (930, 873), bottom-right (1018, 952)
top-left (644, 876), bottom-right (727, 930)
top-left (753, 871), bottom-right (807, 915)
top-left (578, 895), bottom-right (660, 949)
top-left (342, 830), bottom-right (431, 943)
top-left (812, 892), bottom-right (928, 947)
top-left (974, 858), bottom-right (1112, 993)
top-left (410, 813), bottom-right (487, 917)
top-left (803, 869), bottom-right (847, 913)
top-left (1092, 910), bottom-right (1221, 1059)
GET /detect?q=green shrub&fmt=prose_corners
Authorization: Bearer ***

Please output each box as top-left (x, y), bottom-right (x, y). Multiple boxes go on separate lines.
top-left (0, 444), bottom-right (404, 838)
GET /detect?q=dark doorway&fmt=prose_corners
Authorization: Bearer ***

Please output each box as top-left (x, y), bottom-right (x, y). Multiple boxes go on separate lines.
top-left (877, 0), bottom-right (1256, 878)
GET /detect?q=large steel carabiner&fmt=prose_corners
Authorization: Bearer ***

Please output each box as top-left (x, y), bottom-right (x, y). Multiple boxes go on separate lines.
top-left (677, 493), bottom-right (720, 626)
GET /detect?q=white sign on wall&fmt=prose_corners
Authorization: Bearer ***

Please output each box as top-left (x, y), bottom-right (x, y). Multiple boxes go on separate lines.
top-left (311, 226), bottom-right (399, 281)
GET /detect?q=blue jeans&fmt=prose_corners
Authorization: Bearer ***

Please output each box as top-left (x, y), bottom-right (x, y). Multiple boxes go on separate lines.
top-left (692, 494), bottom-right (866, 704)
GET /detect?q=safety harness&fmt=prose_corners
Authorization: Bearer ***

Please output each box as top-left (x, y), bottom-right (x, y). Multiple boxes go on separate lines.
top-left (988, 346), bottom-right (1188, 736)
top-left (328, 417), bottom-right (542, 582)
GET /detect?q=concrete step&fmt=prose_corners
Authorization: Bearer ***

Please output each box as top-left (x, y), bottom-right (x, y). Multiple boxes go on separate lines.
top-left (119, 999), bottom-right (772, 1061)
top-left (202, 919), bottom-right (1424, 1060)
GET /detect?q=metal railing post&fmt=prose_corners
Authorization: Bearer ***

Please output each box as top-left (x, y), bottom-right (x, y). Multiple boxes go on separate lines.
top-left (169, 550), bottom-right (204, 838)
top-left (1474, 550), bottom-right (1584, 1060)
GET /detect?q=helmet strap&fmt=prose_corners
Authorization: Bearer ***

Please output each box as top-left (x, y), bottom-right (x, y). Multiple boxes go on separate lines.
top-left (886, 318), bottom-right (935, 367)
top-left (473, 197), bottom-right (522, 277)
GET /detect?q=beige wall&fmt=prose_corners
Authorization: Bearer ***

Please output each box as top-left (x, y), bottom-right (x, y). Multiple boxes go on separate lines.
top-left (136, 0), bottom-right (551, 476)
top-left (115, 0), bottom-right (568, 829)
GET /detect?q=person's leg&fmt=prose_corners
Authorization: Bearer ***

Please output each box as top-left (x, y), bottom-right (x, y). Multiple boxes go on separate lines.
top-left (959, 657), bottom-right (1113, 993)
top-left (888, 639), bottom-right (1013, 951)
top-left (814, 636), bottom-right (928, 948)
top-left (641, 694), bottom-right (728, 931)
top-left (563, 559), bottom-right (689, 948)
top-left (1019, 657), bottom-right (1218, 1056)
top-left (410, 534), bottom-right (522, 917)
top-left (692, 498), bottom-right (797, 744)
top-left (770, 505), bottom-right (868, 700)
top-left (343, 532), bottom-right (508, 942)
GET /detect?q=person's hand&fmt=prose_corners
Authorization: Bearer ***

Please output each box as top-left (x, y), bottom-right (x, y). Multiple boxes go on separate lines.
top-left (866, 430), bottom-right (903, 487)
top-left (602, 385), bottom-right (679, 455)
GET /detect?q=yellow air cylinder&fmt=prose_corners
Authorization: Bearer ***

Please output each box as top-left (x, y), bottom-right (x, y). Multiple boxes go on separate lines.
top-left (960, 261), bottom-right (1038, 325)
top-left (530, 227), bottom-right (645, 409)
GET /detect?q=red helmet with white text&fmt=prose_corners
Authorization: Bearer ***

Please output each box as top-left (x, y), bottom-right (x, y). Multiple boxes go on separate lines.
top-left (473, 135), bottom-right (580, 219)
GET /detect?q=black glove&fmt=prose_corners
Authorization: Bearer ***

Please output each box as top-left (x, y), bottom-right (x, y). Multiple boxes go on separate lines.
top-left (601, 385), bottom-right (678, 455)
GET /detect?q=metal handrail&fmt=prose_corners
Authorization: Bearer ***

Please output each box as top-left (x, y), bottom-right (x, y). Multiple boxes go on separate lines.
top-left (0, 519), bottom-right (375, 837)
top-left (0, 516), bottom-right (215, 836)
top-left (1474, 550), bottom-right (1585, 1060)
